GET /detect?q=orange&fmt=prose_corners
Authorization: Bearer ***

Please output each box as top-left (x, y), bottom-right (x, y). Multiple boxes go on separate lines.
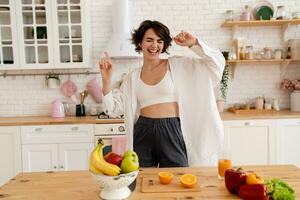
top-left (158, 171), bottom-right (174, 184)
top-left (180, 173), bottom-right (197, 188)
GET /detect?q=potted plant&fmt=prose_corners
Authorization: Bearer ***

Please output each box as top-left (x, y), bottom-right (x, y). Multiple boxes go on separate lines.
top-left (280, 79), bottom-right (300, 111)
top-left (217, 65), bottom-right (230, 112)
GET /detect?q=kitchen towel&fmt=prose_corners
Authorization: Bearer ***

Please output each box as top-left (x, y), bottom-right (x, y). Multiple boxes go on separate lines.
top-left (86, 78), bottom-right (102, 103)
top-left (60, 80), bottom-right (79, 104)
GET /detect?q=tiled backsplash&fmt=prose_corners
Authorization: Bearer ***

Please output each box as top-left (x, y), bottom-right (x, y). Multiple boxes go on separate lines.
top-left (0, 0), bottom-right (300, 117)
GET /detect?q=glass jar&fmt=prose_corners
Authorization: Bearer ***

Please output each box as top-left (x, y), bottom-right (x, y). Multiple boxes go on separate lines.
top-left (245, 45), bottom-right (254, 60)
top-left (276, 6), bottom-right (286, 20)
top-left (239, 46), bottom-right (245, 60)
top-left (225, 10), bottom-right (234, 21)
top-left (263, 48), bottom-right (272, 59)
top-left (240, 5), bottom-right (251, 21)
top-left (274, 49), bottom-right (283, 59)
top-left (292, 11), bottom-right (300, 19)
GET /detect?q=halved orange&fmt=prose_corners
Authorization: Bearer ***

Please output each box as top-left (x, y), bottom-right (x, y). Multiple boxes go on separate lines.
top-left (180, 173), bottom-right (197, 188)
top-left (158, 171), bottom-right (174, 184)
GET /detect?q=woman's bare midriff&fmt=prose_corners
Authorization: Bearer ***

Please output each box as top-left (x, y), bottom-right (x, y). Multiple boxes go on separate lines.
top-left (140, 102), bottom-right (179, 118)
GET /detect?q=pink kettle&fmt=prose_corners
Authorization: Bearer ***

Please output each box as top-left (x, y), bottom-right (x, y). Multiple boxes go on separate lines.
top-left (51, 99), bottom-right (65, 118)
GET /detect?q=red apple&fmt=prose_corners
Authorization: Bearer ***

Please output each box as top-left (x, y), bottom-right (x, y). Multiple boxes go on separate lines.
top-left (104, 152), bottom-right (123, 166)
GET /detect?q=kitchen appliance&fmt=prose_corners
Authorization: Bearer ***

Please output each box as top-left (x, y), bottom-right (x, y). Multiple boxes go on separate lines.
top-left (94, 123), bottom-right (126, 156)
top-left (105, 0), bottom-right (141, 59)
top-left (51, 99), bottom-right (65, 118)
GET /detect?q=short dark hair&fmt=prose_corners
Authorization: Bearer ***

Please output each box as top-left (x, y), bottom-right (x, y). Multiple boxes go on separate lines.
top-left (131, 20), bottom-right (172, 54)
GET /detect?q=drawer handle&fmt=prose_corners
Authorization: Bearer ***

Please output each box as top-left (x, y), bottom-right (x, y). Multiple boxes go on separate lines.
top-left (71, 127), bottom-right (79, 131)
top-left (53, 166), bottom-right (57, 169)
top-left (35, 128), bottom-right (43, 132)
top-left (110, 128), bottom-right (114, 132)
top-left (244, 122), bottom-right (253, 126)
top-left (60, 165), bottom-right (64, 169)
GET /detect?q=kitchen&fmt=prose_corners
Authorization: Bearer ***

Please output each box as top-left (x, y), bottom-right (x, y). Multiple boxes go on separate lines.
top-left (0, 0), bottom-right (300, 199)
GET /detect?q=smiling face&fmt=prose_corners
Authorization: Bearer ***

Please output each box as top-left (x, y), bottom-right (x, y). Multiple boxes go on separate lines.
top-left (140, 28), bottom-right (164, 60)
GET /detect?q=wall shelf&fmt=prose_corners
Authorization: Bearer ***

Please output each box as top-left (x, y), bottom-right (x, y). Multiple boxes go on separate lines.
top-left (221, 19), bottom-right (300, 27)
top-left (226, 59), bottom-right (294, 79)
top-left (222, 19), bottom-right (300, 43)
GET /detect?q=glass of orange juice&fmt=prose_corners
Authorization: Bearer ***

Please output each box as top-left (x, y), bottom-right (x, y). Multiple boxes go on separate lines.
top-left (218, 152), bottom-right (232, 180)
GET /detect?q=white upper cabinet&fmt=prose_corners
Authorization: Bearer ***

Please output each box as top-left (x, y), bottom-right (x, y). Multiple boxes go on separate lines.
top-left (1, 0), bottom-right (90, 70)
top-left (0, 0), bottom-right (18, 69)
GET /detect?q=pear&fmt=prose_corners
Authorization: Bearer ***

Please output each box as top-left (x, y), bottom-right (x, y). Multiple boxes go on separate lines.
top-left (120, 150), bottom-right (139, 173)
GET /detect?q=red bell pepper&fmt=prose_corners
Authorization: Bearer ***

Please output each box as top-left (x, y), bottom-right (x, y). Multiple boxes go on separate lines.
top-left (239, 184), bottom-right (269, 200)
top-left (225, 168), bottom-right (247, 194)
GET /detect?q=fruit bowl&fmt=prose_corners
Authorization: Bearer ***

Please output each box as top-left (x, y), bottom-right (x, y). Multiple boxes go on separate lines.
top-left (90, 170), bottom-right (139, 200)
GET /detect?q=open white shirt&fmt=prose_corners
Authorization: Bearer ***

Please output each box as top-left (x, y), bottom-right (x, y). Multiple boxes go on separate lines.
top-left (103, 39), bottom-right (226, 166)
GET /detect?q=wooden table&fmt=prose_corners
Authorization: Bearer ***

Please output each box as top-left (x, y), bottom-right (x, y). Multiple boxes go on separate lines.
top-left (0, 165), bottom-right (299, 199)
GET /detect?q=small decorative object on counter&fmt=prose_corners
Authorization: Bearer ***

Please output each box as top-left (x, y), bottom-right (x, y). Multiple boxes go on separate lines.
top-left (240, 5), bottom-right (252, 21)
top-left (290, 91), bottom-right (300, 112)
top-left (225, 10), bottom-right (234, 21)
top-left (264, 102), bottom-right (272, 110)
top-left (276, 5), bottom-right (286, 20)
top-left (76, 104), bottom-right (85, 116)
top-left (272, 98), bottom-right (280, 111)
top-left (255, 97), bottom-right (264, 110)
top-left (280, 79), bottom-right (300, 111)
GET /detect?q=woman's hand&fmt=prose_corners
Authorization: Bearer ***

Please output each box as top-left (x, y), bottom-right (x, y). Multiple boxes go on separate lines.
top-left (173, 31), bottom-right (197, 48)
top-left (99, 52), bottom-right (113, 95)
top-left (99, 52), bottom-right (113, 82)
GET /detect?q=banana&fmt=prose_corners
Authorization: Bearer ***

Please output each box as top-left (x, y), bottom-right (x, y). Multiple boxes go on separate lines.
top-left (89, 154), bottom-right (103, 174)
top-left (90, 139), bottom-right (121, 176)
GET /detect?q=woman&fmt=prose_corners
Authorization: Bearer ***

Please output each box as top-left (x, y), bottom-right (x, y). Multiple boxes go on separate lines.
top-left (100, 20), bottom-right (225, 167)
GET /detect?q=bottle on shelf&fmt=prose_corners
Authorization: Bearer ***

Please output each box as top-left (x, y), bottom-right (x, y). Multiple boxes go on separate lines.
top-left (225, 10), bottom-right (234, 21)
top-left (240, 5), bottom-right (252, 21)
top-left (276, 6), bottom-right (287, 20)
top-left (286, 46), bottom-right (292, 59)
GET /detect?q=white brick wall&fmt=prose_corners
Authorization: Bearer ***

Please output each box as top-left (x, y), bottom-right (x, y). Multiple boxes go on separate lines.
top-left (0, 0), bottom-right (299, 117)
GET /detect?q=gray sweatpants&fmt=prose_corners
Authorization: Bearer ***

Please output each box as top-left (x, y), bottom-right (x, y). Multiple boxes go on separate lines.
top-left (133, 116), bottom-right (188, 167)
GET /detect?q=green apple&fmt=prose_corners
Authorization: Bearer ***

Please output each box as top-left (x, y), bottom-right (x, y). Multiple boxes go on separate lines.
top-left (120, 150), bottom-right (139, 173)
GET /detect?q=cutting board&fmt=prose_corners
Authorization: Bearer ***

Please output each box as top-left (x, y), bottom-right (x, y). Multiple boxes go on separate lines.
top-left (141, 177), bottom-right (201, 193)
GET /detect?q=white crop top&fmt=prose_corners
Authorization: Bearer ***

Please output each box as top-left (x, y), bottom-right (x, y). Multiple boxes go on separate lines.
top-left (136, 69), bottom-right (177, 109)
